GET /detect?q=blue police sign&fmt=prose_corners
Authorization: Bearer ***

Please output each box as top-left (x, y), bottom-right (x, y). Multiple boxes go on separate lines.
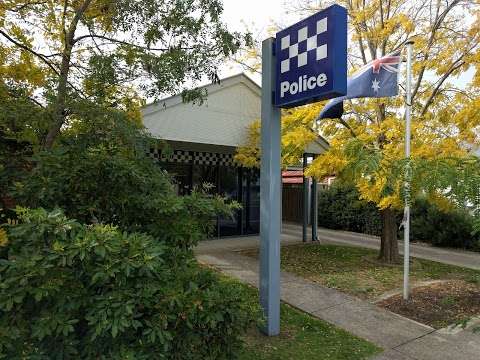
top-left (274, 4), bottom-right (347, 108)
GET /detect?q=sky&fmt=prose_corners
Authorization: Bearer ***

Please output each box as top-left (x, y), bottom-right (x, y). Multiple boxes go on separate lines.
top-left (218, 0), bottom-right (299, 83)
top-left (221, 0), bottom-right (290, 33)
top-left (217, 0), bottom-right (474, 88)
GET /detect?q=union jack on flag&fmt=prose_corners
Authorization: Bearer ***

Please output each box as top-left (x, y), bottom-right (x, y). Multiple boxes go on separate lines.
top-left (319, 51), bottom-right (401, 119)
top-left (371, 53), bottom-right (401, 73)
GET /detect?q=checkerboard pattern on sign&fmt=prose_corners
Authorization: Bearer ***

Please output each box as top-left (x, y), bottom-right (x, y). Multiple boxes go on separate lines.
top-left (280, 17), bottom-right (328, 74)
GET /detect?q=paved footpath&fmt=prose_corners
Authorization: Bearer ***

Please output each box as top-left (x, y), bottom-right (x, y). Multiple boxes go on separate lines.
top-left (195, 228), bottom-right (480, 360)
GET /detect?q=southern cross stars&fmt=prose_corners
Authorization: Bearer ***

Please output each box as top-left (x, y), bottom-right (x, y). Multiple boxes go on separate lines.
top-left (372, 78), bottom-right (380, 92)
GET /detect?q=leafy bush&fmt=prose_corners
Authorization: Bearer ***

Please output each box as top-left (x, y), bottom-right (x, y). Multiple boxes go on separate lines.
top-left (317, 183), bottom-right (383, 236)
top-left (13, 145), bottom-right (236, 249)
top-left (1, 84), bottom-right (253, 359)
top-left (317, 183), bottom-right (479, 250)
top-left (0, 208), bottom-right (257, 359)
top-left (410, 197), bottom-right (478, 249)
top-left (0, 112), bottom-right (252, 358)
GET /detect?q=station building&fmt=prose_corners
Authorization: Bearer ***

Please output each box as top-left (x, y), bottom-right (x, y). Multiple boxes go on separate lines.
top-left (142, 73), bottom-right (329, 238)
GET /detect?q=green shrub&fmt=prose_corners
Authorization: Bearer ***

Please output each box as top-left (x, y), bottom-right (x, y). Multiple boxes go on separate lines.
top-left (13, 146), bottom-right (236, 249)
top-left (317, 183), bottom-right (479, 250)
top-left (410, 197), bottom-right (477, 249)
top-left (317, 183), bottom-right (383, 236)
top-left (0, 208), bottom-right (256, 359)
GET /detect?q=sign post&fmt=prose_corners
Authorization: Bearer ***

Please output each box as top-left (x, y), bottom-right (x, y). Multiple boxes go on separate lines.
top-left (260, 4), bottom-right (347, 335)
top-left (260, 37), bottom-right (281, 336)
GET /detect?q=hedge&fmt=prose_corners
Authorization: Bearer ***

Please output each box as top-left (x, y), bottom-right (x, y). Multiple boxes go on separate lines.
top-left (317, 184), bottom-right (479, 251)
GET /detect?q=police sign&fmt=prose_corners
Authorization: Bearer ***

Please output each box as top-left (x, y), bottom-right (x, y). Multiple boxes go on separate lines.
top-left (259, 4), bottom-right (348, 337)
top-left (274, 4), bottom-right (347, 108)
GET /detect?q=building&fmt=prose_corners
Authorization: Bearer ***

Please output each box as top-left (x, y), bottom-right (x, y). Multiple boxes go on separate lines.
top-left (142, 73), bottom-right (329, 238)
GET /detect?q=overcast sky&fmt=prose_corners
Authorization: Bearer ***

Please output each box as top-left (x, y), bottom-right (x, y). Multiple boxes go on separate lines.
top-left (217, 0), bottom-right (473, 87)
top-left (221, 0), bottom-right (289, 32)
top-left (219, 0), bottom-right (299, 83)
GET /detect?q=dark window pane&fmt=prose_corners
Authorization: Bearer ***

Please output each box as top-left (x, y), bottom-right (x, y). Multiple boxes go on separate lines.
top-left (244, 169), bottom-right (260, 234)
top-left (218, 166), bottom-right (240, 236)
top-left (192, 165), bottom-right (218, 193)
top-left (160, 162), bottom-right (191, 195)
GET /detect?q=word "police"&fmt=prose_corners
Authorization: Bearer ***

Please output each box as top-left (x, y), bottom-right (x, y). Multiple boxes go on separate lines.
top-left (279, 73), bottom-right (327, 98)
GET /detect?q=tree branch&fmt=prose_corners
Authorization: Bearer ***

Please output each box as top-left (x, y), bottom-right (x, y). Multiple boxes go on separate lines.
top-left (62, 0), bottom-right (69, 41)
top-left (0, 29), bottom-right (87, 98)
top-left (5, 1), bottom-right (48, 12)
top-left (420, 60), bottom-right (465, 116)
top-left (336, 115), bottom-right (357, 138)
top-left (0, 29), bottom-right (60, 75)
top-left (412, 0), bottom-right (463, 99)
top-left (230, 56), bottom-right (262, 75)
top-left (44, 0), bottom-right (93, 148)
top-left (73, 34), bottom-right (169, 51)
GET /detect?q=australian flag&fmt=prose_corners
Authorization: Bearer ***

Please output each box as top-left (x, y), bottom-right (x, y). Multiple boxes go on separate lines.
top-left (318, 51), bottom-right (401, 119)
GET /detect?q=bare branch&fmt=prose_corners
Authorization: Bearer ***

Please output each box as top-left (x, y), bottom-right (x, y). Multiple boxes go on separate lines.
top-left (73, 34), bottom-right (170, 52)
top-left (420, 60), bottom-right (465, 116)
top-left (62, 0), bottom-right (69, 41)
top-left (230, 56), bottom-right (262, 75)
top-left (412, 0), bottom-right (463, 99)
top-left (5, 1), bottom-right (48, 12)
top-left (0, 29), bottom-right (87, 97)
top-left (337, 116), bottom-right (357, 138)
top-left (0, 29), bottom-right (60, 75)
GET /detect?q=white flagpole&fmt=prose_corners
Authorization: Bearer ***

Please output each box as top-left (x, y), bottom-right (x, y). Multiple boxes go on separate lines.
top-left (403, 41), bottom-right (414, 300)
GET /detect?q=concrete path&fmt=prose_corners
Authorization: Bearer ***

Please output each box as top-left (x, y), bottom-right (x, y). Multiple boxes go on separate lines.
top-left (196, 232), bottom-right (480, 360)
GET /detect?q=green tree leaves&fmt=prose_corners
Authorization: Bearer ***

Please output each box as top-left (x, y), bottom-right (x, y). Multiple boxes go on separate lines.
top-left (1, 0), bottom-right (252, 147)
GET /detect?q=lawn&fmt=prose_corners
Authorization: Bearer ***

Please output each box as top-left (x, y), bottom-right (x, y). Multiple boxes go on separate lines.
top-left (232, 281), bottom-right (381, 360)
top-left (240, 243), bottom-right (480, 329)
top-left (240, 243), bottom-right (480, 301)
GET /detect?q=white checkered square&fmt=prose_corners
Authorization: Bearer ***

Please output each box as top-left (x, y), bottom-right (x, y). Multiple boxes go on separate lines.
top-left (289, 43), bottom-right (298, 58)
top-left (317, 18), bottom-right (327, 34)
top-left (307, 35), bottom-right (317, 51)
top-left (280, 16), bottom-right (329, 74)
top-left (298, 52), bottom-right (308, 67)
top-left (316, 44), bottom-right (327, 60)
top-left (281, 35), bottom-right (290, 50)
top-left (281, 59), bottom-right (290, 73)
top-left (298, 26), bottom-right (308, 42)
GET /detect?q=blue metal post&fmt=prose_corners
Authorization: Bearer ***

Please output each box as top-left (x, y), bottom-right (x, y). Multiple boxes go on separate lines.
top-left (260, 37), bottom-right (281, 336)
top-left (303, 153), bottom-right (308, 242)
top-left (311, 172), bottom-right (318, 241)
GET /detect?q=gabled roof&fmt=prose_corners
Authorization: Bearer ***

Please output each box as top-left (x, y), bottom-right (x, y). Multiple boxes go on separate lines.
top-left (142, 73), bottom-right (261, 148)
top-left (142, 72), bottom-right (329, 154)
top-left (143, 73), bottom-right (261, 115)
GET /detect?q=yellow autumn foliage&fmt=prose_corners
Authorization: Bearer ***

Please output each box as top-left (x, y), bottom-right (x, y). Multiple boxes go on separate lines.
top-left (0, 228), bottom-right (8, 247)
top-left (238, 0), bottom-right (480, 212)
top-left (235, 104), bottom-right (319, 169)
top-left (0, 0), bottom-right (145, 126)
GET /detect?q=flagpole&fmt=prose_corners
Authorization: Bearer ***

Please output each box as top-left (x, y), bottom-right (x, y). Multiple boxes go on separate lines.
top-left (403, 41), bottom-right (414, 300)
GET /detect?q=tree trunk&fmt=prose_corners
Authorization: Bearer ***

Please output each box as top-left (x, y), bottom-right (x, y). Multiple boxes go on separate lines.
top-left (43, 0), bottom-right (93, 149)
top-left (378, 207), bottom-right (400, 264)
top-left (43, 48), bottom-right (72, 149)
